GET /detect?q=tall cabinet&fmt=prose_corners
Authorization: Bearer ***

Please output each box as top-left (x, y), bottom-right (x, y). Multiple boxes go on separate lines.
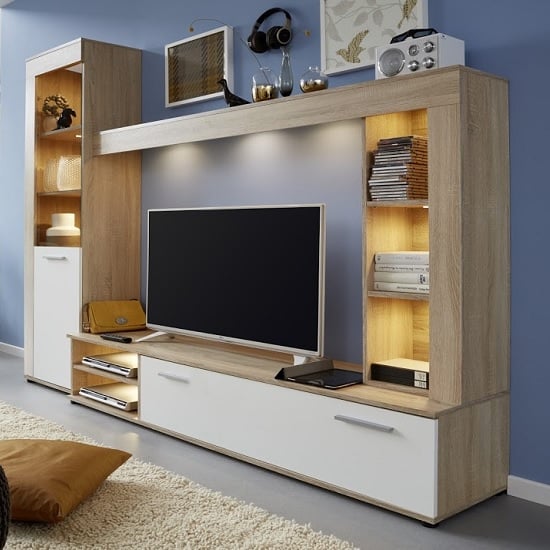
top-left (24, 38), bottom-right (142, 390)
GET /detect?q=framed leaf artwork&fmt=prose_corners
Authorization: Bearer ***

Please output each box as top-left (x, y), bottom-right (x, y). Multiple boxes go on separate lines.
top-left (321, 0), bottom-right (429, 75)
top-left (165, 26), bottom-right (233, 107)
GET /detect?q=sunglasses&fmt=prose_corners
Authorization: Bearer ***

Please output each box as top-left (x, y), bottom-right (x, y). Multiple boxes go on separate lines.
top-left (390, 28), bottom-right (438, 44)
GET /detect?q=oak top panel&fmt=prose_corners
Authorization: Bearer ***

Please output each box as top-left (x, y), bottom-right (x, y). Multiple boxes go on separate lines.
top-left (94, 66), bottom-right (502, 156)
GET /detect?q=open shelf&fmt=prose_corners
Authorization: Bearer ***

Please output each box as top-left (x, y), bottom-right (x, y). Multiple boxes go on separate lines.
top-left (41, 125), bottom-right (82, 141)
top-left (70, 394), bottom-right (138, 422)
top-left (73, 363), bottom-right (138, 385)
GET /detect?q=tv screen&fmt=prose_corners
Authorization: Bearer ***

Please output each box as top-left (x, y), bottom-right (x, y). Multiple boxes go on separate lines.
top-left (146, 204), bottom-right (326, 357)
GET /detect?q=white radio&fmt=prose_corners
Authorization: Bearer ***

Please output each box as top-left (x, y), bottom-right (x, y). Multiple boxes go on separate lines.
top-left (375, 33), bottom-right (464, 80)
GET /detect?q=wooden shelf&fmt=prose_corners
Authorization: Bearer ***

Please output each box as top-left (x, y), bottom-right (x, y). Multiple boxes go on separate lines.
top-left (70, 394), bottom-right (138, 422)
top-left (367, 200), bottom-right (428, 208)
top-left (37, 189), bottom-right (80, 198)
top-left (367, 290), bottom-right (429, 301)
top-left (94, 66), bottom-right (493, 156)
top-left (73, 363), bottom-right (138, 385)
top-left (41, 125), bottom-right (82, 141)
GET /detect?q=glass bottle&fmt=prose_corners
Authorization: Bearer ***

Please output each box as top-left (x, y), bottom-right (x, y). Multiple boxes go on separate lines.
top-left (279, 47), bottom-right (293, 97)
top-left (252, 67), bottom-right (279, 102)
top-left (299, 66), bottom-right (329, 93)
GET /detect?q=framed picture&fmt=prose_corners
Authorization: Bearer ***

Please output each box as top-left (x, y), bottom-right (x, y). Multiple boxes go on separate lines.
top-left (165, 26), bottom-right (233, 107)
top-left (321, 0), bottom-right (429, 75)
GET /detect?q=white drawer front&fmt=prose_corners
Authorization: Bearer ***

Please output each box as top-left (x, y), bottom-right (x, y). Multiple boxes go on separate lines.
top-left (33, 247), bottom-right (81, 388)
top-left (140, 357), bottom-right (437, 518)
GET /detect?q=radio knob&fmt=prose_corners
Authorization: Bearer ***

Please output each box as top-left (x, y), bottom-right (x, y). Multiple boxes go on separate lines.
top-left (408, 60), bottom-right (420, 71)
top-left (423, 41), bottom-right (435, 52)
top-left (422, 57), bottom-right (435, 69)
top-left (408, 44), bottom-right (420, 56)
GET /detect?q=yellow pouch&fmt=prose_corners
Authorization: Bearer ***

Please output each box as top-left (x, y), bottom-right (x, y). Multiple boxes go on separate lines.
top-left (85, 300), bottom-right (146, 334)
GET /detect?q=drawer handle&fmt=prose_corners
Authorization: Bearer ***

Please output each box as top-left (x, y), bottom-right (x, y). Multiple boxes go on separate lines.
top-left (42, 255), bottom-right (68, 261)
top-left (157, 372), bottom-right (190, 384)
top-left (334, 414), bottom-right (394, 433)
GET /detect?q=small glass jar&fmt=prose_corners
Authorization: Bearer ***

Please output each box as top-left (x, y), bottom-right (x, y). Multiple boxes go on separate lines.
top-left (252, 67), bottom-right (279, 102)
top-left (299, 66), bottom-right (328, 93)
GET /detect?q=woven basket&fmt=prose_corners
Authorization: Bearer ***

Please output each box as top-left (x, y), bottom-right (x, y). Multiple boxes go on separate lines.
top-left (44, 155), bottom-right (81, 192)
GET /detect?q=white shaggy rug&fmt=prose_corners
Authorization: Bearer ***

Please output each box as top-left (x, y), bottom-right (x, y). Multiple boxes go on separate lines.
top-left (0, 401), bottom-right (358, 549)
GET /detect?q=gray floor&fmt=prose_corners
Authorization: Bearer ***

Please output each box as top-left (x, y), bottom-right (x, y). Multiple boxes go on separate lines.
top-left (1, 352), bottom-right (549, 549)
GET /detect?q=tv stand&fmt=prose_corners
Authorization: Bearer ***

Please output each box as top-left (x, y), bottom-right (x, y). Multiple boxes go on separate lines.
top-left (69, 330), bottom-right (508, 525)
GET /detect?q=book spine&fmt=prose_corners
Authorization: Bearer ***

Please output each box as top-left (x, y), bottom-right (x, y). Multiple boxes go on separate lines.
top-left (374, 252), bottom-right (429, 264)
top-left (374, 272), bottom-right (429, 284)
top-left (374, 263), bottom-right (429, 273)
top-left (373, 281), bottom-right (430, 294)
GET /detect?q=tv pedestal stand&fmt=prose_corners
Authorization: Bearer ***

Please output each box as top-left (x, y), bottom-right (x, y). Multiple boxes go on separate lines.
top-left (68, 330), bottom-right (508, 526)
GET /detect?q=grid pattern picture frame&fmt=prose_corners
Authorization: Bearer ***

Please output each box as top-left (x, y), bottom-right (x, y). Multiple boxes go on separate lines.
top-left (321, 0), bottom-right (428, 75)
top-left (165, 26), bottom-right (233, 107)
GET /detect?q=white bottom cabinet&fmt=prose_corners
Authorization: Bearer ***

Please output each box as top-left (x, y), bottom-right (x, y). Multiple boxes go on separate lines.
top-left (33, 247), bottom-right (81, 389)
top-left (140, 356), bottom-right (437, 519)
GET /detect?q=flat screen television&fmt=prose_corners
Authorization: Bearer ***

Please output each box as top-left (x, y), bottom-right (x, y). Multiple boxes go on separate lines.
top-left (146, 204), bottom-right (326, 358)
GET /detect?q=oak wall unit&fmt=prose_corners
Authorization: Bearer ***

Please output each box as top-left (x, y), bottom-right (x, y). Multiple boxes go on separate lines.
top-left (62, 65), bottom-right (510, 524)
top-left (24, 38), bottom-right (142, 390)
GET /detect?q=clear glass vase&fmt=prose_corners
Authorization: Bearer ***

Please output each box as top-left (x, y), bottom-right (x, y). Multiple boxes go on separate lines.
top-left (252, 67), bottom-right (279, 102)
top-left (299, 66), bottom-right (329, 93)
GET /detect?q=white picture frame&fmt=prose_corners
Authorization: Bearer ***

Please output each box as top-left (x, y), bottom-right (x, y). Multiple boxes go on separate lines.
top-left (165, 26), bottom-right (233, 107)
top-left (321, 0), bottom-right (429, 75)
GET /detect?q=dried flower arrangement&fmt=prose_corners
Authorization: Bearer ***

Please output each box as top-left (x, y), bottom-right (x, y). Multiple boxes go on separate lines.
top-left (42, 95), bottom-right (70, 118)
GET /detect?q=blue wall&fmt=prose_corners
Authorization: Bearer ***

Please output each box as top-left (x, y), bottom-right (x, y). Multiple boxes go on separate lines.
top-left (1, 0), bottom-right (549, 488)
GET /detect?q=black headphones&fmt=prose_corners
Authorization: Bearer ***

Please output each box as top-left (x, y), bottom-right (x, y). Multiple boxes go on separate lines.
top-left (247, 7), bottom-right (292, 53)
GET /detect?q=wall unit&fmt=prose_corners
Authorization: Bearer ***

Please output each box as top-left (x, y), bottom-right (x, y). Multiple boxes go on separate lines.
top-left (24, 38), bottom-right (142, 390)
top-left (68, 65), bottom-right (509, 524)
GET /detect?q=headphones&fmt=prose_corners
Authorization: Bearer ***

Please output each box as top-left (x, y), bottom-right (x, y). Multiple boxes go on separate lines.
top-left (247, 7), bottom-right (292, 53)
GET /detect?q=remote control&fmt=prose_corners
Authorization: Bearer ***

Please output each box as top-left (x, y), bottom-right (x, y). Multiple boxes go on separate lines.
top-left (100, 333), bottom-right (133, 344)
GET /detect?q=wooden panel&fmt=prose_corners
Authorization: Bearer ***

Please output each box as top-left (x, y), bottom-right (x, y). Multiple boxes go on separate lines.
top-left (95, 67), bottom-right (466, 155)
top-left (81, 152), bottom-right (141, 303)
top-left (428, 103), bottom-right (462, 405)
top-left (460, 71), bottom-right (510, 401)
top-left (79, 40), bottom-right (142, 305)
top-left (81, 39), bottom-right (141, 140)
top-left (437, 394), bottom-right (509, 521)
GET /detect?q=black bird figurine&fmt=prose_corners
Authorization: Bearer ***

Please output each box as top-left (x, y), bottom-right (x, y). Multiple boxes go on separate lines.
top-left (218, 78), bottom-right (250, 107)
top-left (56, 108), bottom-right (77, 129)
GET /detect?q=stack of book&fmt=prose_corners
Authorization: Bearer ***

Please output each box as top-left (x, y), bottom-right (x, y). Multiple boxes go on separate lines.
top-left (367, 135), bottom-right (428, 201)
top-left (373, 251), bottom-right (429, 294)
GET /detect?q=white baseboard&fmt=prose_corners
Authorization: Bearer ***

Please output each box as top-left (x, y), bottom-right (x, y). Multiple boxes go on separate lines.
top-left (508, 475), bottom-right (550, 507)
top-left (0, 342), bottom-right (24, 358)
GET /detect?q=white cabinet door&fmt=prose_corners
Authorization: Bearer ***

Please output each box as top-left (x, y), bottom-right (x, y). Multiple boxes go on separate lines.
top-left (33, 247), bottom-right (81, 389)
top-left (140, 356), bottom-right (437, 518)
